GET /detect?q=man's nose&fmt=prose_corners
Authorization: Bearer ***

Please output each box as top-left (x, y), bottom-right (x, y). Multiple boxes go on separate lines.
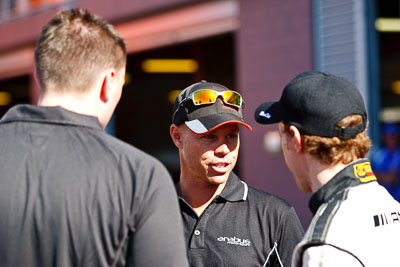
top-left (215, 143), bottom-right (230, 156)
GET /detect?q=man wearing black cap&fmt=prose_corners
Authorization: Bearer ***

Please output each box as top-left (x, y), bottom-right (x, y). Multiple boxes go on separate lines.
top-left (255, 71), bottom-right (400, 266)
top-left (170, 81), bottom-right (304, 267)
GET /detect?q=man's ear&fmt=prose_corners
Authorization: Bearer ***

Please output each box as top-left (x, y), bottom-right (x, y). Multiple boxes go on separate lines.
top-left (170, 124), bottom-right (183, 149)
top-left (289, 125), bottom-right (302, 153)
top-left (100, 69), bottom-right (116, 103)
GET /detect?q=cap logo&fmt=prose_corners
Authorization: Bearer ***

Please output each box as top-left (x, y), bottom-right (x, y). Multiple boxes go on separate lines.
top-left (258, 111), bottom-right (271, 119)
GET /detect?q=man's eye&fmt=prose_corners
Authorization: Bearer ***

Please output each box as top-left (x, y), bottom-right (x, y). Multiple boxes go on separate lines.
top-left (227, 133), bottom-right (238, 139)
top-left (203, 134), bottom-right (215, 139)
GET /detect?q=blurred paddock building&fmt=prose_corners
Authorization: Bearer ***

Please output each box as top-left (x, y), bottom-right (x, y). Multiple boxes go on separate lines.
top-left (0, 0), bottom-right (399, 226)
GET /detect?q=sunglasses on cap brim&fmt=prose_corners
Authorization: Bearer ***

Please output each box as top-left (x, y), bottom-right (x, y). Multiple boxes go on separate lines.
top-left (182, 89), bottom-right (244, 108)
top-left (172, 89), bottom-right (245, 121)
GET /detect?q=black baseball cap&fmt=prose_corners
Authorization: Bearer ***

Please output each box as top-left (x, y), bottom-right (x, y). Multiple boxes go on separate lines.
top-left (254, 71), bottom-right (367, 139)
top-left (172, 81), bottom-right (252, 134)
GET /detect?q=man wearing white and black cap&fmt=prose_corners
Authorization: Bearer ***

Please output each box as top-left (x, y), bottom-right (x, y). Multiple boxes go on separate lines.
top-left (170, 81), bottom-right (304, 267)
top-left (255, 71), bottom-right (400, 266)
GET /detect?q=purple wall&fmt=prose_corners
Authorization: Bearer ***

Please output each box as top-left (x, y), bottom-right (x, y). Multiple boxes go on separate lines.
top-left (0, 0), bottom-right (195, 53)
top-left (237, 0), bottom-right (314, 227)
top-left (79, 0), bottom-right (195, 22)
top-left (0, 11), bottom-right (54, 52)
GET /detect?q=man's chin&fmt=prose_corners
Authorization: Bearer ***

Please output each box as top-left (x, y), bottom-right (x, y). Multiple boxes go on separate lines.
top-left (207, 172), bottom-right (230, 185)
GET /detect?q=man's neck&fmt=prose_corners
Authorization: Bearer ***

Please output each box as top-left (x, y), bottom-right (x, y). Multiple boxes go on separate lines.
top-left (178, 178), bottom-right (226, 217)
top-left (39, 91), bottom-right (98, 118)
top-left (307, 153), bottom-right (353, 192)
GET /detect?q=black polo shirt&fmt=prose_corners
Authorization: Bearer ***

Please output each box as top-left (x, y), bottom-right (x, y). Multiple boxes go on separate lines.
top-left (179, 172), bottom-right (304, 267)
top-left (0, 104), bottom-right (189, 267)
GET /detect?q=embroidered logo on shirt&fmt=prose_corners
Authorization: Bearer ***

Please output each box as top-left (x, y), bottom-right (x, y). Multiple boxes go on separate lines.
top-left (353, 162), bottom-right (377, 182)
top-left (217, 236), bottom-right (251, 246)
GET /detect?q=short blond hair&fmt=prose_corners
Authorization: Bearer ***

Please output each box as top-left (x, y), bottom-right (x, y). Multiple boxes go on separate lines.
top-left (283, 114), bottom-right (371, 165)
top-left (35, 8), bottom-right (126, 94)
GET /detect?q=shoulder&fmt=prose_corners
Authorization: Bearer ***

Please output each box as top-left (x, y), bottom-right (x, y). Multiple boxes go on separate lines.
top-left (94, 132), bottom-right (164, 166)
top-left (246, 184), bottom-right (293, 210)
top-left (300, 245), bottom-right (363, 267)
top-left (100, 133), bottom-right (176, 198)
top-left (82, 131), bottom-right (171, 184)
top-left (243, 183), bottom-right (302, 227)
top-left (307, 181), bottom-right (398, 241)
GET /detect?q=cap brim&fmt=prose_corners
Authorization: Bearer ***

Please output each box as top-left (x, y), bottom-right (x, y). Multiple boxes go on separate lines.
top-left (185, 113), bottom-right (252, 134)
top-left (254, 101), bottom-right (281, 124)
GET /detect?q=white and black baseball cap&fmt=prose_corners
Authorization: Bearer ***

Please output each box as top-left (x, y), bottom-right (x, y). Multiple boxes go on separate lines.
top-left (172, 81), bottom-right (252, 134)
top-left (255, 71), bottom-right (367, 139)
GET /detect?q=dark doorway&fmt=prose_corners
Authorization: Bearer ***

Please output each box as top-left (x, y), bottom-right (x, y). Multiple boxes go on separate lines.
top-left (0, 75), bottom-right (30, 118)
top-left (376, 1), bottom-right (400, 119)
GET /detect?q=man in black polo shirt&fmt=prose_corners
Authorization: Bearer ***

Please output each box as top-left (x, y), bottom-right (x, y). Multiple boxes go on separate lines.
top-left (0, 9), bottom-right (188, 267)
top-left (170, 81), bottom-right (304, 266)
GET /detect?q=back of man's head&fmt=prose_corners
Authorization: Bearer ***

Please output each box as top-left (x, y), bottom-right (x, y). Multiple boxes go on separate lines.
top-left (255, 71), bottom-right (371, 165)
top-left (35, 8), bottom-right (126, 95)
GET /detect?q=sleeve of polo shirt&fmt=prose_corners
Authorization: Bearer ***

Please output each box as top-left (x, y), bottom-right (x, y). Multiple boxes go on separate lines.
top-left (275, 206), bottom-right (304, 267)
top-left (126, 159), bottom-right (189, 267)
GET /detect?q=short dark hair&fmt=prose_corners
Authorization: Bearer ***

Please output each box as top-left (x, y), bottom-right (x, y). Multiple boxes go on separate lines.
top-left (282, 114), bottom-right (371, 165)
top-left (35, 8), bottom-right (126, 94)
